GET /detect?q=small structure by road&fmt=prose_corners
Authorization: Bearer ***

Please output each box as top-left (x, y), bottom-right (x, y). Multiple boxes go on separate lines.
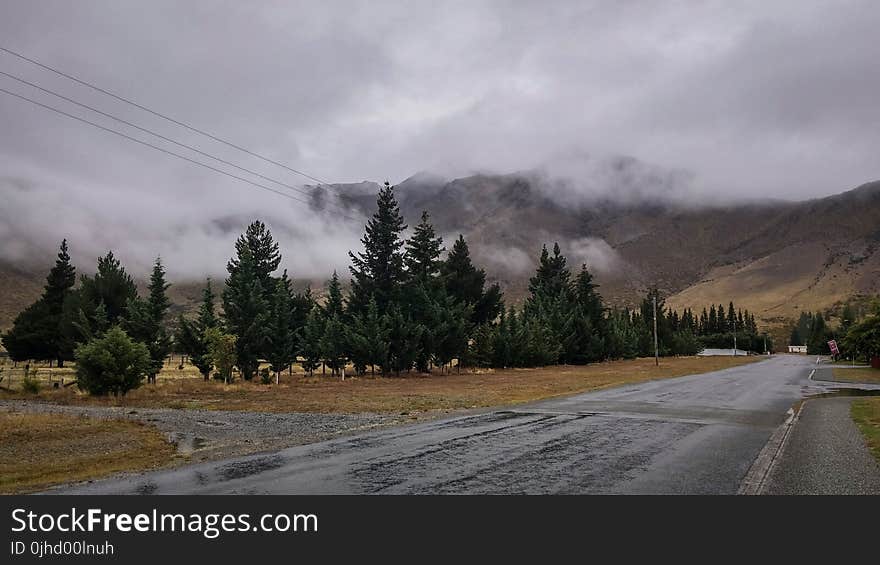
top-left (698, 348), bottom-right (750, 356)
top-left (788, 345), bottom-right (807, 354)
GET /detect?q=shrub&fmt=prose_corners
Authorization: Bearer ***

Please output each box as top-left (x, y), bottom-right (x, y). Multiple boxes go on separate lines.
top-left (74, 326), bottom-right (151, 396)
top-left (205, 328), bottom-right (236, 384)
top-left (21, 376), bottom-right (40, 394)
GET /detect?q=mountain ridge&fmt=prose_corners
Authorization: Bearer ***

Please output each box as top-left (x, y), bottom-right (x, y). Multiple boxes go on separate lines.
top-left (3, 173), bottom-right (879, 344)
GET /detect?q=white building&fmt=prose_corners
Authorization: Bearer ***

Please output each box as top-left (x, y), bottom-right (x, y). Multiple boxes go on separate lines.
top-left (787, 345), bottom-right (807, 354)
top-left (697, 348), bottom-right (750, 356)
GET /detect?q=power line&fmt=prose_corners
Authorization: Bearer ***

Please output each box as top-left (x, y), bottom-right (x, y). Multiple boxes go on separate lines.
top-left (0, 68), bottom-right (354, 216)
top-left (0, 45), bottom-right (332, 187)
top-left (0, 86), bottom-right (359, 221)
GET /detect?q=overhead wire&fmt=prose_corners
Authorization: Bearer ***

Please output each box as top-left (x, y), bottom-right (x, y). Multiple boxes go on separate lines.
top-left (0, 85), bottom-right (359, 221)
top-left (0, 45), bottom-right (333, 187)
top-left (0, 68), bottom-right (354, 216)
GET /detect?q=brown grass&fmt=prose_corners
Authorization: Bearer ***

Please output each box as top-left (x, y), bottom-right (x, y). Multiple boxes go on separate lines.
top-left (1, 356), bottom-right (761, 415)
top-left (0, 412), bottom-right (175, 493)
top-left (832, 367), bottom-right (880, 384)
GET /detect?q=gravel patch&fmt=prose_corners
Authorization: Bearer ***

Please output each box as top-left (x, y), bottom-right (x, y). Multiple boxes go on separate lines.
top-left (0, 399), bottom-right (400, 464)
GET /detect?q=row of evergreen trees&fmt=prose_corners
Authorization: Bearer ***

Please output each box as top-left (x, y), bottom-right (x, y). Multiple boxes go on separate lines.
top-left (789, 310), bottom-right (842, 355)
top-left (202, 183), bottom-right (506, 379)
top-left (791, 302), bottom-right (880, 361)
top-left (3, 181), bottom-right (773, 388)
top-left (840, 302), bottom-right (880, 363)
top-left (2, 241), bottom-right (173, 384)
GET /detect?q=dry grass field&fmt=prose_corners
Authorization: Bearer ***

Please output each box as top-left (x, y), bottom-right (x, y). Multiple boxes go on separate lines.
top-left (1, 356), bottom-right (761, 415)
top-left (0, 411), bottom-right (175, 493)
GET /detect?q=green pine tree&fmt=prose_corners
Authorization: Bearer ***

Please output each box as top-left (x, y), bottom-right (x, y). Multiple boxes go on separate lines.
top-left (227, 220), bottom-right (281, 301)
top-left (300, 308), bottom-right (325, 376)
top-left (124, 257), bottom-right (172, 383)
top-left (807, 313), bottom-right (829, 355)
top-left (569, 265), bottom-right (607, 363)
top-left (490, 307), bottom-right (514, 368)
top-left (528, 242), bottom-right (572, 300)
top-left (403, 210), bottom-right (447, 372)
top-left (289, 285), bottom-right (314, 359)
top-left (466, 324), bottom-right (496, 369)
top-left (348, 181), bottom-right (407, 316)
top-left (405, 211), bottom-right (444, 285)
top-left (266, 272), bottom-right (297, 383)
top-left (320, 314), bottom-right (348, 377)
top-left (521, 317), bottom-right (560, 367)
top-left (439, 234), bottom-right (503, 327)
top-left (2, 300), bottom-right (52, 362)
top-left (79, 250), bottom-right (138, 327)
top-left (322, 271), bottom-right (346, 320)
top-left (223, 245), bottom-right (269, 380)
top-left (43, 239), bottom-right (77, 365)
top-left (507, 306), bottom-right (528, 367)
top-left (176, 279), bottom-right (218, 380)
top-left (347, 298), bottom-right (390, 376)
top-left (606, 308), bottom-right (639, 360)
top-left (383, 304), bottom-right (423, 376)
top-left (432, 295), bottom-right (471, 373)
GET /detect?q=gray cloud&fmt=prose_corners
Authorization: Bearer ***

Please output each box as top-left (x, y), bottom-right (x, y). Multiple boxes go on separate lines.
top-left (474, 244), bottom-right (533, 276)
top-left (568, 237), bottom-right (623, 275)
top-left (1, 1), bottom-right (878, 277)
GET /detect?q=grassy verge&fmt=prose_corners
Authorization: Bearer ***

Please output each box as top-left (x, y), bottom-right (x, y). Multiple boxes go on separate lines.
top-left (832, 367), bottom-right (880, 384)
top-left (1, 356), bottom-right (761, 415)
top-left (0, 412), bottom-right (175, 493)
top-left (851, 398), bottom-right (880, 464)
top-left (829, 359), bottom-right (870, 366)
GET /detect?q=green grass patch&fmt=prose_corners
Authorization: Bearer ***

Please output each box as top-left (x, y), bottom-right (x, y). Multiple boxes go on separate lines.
top-left (832, 367), bottom-right (880, 384)
top-left (852, 398), bottom-right (880, 464)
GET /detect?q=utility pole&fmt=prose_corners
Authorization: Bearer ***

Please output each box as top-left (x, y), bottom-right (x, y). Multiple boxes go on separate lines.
top-left (653, 294), bottom-right (659, 367)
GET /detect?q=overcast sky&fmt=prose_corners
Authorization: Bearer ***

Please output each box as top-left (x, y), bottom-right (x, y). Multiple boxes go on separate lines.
top-left (1, 1), bottom-right (879, 277)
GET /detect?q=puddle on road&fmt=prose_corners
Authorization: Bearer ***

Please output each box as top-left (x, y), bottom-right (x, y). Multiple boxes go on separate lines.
top-left (168, 432), bottom-right (208, 455)
top-left (216, 455), bottom-right (285, 481)
top-left (136, 482), bottom-right (158, 495)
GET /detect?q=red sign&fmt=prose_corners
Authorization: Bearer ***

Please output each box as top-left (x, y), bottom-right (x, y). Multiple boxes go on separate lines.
top-left (828, 339), bottom-right (839, 355)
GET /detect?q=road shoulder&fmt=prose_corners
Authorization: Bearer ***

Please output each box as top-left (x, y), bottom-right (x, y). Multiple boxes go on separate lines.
top-left (763, 397), bottom-right (880, 494)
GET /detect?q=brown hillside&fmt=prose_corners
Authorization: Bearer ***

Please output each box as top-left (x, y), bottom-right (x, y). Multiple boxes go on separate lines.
top-left (3, 175), bottom-right (879, 343)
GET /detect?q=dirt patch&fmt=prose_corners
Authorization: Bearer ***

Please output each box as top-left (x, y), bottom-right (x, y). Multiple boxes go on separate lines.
top-left (0, 411), bottom-right (174, 494)
top-left (0, 400), bottom-right (399, 468)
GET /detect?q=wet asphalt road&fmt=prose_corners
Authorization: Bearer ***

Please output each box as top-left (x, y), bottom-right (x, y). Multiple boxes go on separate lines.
top-left (55, 355), bottom-right (829, 494)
